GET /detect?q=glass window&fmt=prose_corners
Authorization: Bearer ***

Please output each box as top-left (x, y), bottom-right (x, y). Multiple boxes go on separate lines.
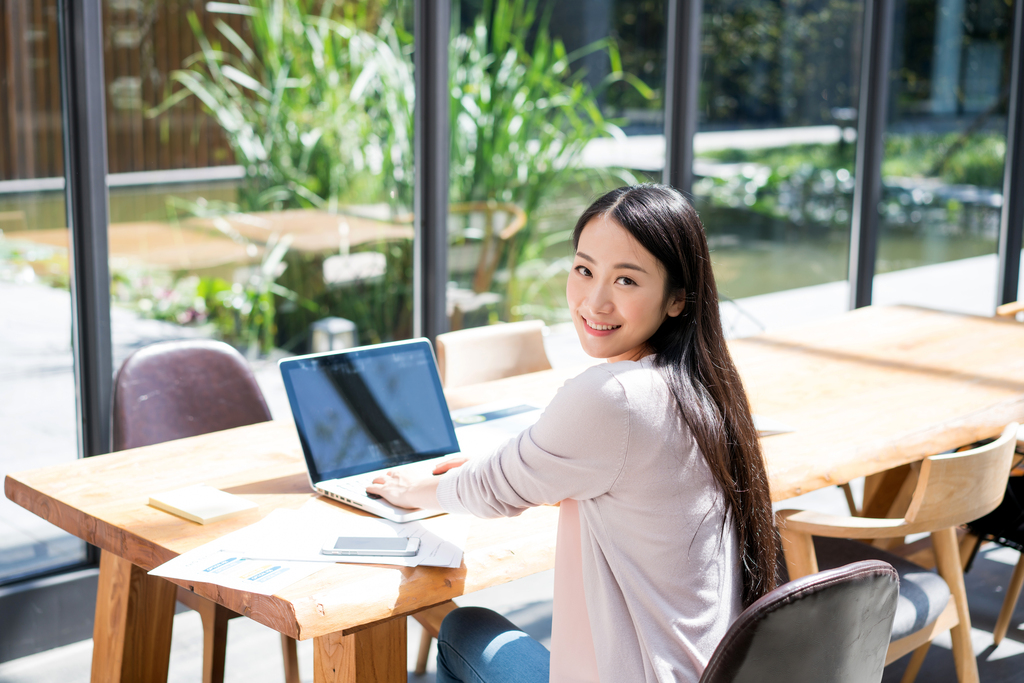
top-left (697, 0), bottom-right (864, 337)
top-left (0, 0), bottom-right (87, 583)
top-left (873, 0), bottom-right (1011, 315)
top-left (103, 0), bottom-right (416, 391)
top-left (447, 0), bottom-right (667, 330)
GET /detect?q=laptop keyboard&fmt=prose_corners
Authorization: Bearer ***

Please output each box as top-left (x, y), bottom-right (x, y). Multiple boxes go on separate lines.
top-left (333, 475), bottom-right (377, 496)
top-left (321, 460), bottom-right (443, 508)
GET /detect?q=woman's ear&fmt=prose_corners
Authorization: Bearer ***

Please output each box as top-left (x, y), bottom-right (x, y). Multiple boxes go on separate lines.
top-left (666, 290), bottom-right (686, 318)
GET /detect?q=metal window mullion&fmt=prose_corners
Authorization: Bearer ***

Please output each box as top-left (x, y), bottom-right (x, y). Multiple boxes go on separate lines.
top-left (58, 0), bottom-right (113, 458)
top-left (413, 0), bottom-right (450, 342)
top-left (997, 0), bottom-right (1024, 307)
top-left (663, 0), bottom-right (703, 194)
top-left (848, 0), bottom-right (896, 309)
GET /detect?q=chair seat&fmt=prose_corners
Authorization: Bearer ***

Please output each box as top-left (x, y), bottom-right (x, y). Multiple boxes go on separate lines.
top-left (812, 537), bottom-right (950, 641)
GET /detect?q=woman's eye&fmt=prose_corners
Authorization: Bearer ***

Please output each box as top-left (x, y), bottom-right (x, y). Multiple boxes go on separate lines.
top-left (616, 276), bottom-right (636, 286)
top-left (574, 265), bottom-right (592, 277)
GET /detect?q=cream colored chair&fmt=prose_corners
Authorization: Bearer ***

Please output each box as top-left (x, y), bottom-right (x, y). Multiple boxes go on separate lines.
top-left (435, 320), bottom-right (552, 389)
top-left (778, 423), bottom-right (1019, 683)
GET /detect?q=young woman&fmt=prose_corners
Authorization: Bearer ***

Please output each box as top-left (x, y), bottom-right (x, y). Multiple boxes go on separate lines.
top-left (366, 184), bottom-right (777, 683)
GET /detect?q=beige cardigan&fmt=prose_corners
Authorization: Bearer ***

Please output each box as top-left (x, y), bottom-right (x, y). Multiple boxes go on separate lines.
top-left (436, 357), bottom-right (742, 683)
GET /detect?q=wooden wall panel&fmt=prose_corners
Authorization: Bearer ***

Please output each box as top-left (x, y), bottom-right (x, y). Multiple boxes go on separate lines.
top-left (43, 0), bottom-right (63, 176)
top-left (0, 2), bottom-right (10, 179)
top-left (0, 0), bottom-right (237, 181)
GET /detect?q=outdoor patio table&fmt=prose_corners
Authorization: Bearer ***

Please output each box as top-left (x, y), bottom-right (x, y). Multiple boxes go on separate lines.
top-left (6, 305), bottom-right (1024, 683)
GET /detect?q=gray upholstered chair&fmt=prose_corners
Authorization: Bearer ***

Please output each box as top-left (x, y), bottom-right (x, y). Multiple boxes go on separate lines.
top-left (700, 560), bottom-right (899, 683)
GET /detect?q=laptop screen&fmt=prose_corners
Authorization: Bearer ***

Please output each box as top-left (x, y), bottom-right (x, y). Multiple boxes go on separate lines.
top-left (279, 339), bottom-right (460, 482)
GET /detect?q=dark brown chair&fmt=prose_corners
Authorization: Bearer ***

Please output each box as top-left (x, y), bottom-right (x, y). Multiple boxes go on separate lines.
top-left (112, 339), bottom-right (299, 683)
top-left (700, 560), bottom-right (899, 683)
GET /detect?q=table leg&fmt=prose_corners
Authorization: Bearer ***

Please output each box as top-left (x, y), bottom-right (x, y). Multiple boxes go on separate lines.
top-left (282, 634), bottom-right (301, 683)
top-left (861, 464), bottom-right (912, 519)
top-left (313, 618), bottom-right (406, 683)
top-left (91, 550), bottom-right (177, 683)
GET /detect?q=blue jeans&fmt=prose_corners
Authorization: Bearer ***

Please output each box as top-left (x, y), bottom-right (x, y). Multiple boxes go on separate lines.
top-left (436, 607), bottom-right (550, 683)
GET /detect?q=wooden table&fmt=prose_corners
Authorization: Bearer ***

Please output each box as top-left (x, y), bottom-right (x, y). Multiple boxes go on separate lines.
top-left (6, 210), bottom-right (414, 271)
top-left (6, 305), bottom-right (1024, 682)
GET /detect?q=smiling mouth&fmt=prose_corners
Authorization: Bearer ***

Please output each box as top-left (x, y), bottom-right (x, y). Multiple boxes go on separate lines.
top-left (584, 318), bottom-right (621, 331)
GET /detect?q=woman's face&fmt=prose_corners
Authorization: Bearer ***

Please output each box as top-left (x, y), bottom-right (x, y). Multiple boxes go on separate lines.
top-left (566, 215), bottom-right (685, 363)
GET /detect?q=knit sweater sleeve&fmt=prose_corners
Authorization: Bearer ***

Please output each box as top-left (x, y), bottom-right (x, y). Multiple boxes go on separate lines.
top-left (436, 364), bottom-right (630, 518)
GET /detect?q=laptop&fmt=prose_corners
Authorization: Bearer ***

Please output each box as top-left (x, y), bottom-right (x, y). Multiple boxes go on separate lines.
top-left (280, 338), bottom-right (513, 523)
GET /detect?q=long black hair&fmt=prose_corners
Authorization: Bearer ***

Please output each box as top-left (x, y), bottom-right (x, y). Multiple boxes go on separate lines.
top-left (572, 184), bottom-right (777, 606)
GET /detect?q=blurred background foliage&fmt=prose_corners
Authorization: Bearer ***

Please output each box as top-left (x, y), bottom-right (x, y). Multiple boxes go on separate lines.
top-left (43, 0), bottom-right (1008, 351)
top-left (147, 0), bottom-right (647, 351)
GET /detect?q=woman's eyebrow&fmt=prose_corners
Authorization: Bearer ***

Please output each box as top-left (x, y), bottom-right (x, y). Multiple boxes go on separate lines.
top-left (576, 251), bottom-right (648, 274)
top-left (575, 251), bottom-right (596, 264)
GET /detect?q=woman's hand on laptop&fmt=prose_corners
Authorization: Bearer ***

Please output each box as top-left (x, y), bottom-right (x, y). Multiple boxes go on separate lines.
top-left (432, 457), bottom-right (468, 475)
top-left (366, 471), bottom-right (441, 511)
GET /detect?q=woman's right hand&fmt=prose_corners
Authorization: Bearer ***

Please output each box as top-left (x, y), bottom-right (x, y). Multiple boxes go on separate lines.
top-left (433, 457), bottom-right (468, 475)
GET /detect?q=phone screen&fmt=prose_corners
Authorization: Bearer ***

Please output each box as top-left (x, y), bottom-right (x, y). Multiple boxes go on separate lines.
top-left (332, 537), bottom-right (409, 552)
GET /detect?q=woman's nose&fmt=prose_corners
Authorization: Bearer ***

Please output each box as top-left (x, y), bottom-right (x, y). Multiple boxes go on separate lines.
top-left (587, 282), bottom-right (614, 314)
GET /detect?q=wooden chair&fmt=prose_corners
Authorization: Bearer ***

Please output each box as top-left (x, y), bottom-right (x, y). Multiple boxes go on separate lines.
top-left (996, 300), bottom-right (1024, 320)
top-left (700, 560), bottom-right (899, 683)
top-left (435, 319), bottom-right (552, 389)
top-left (111, 340), bottom-right (300, 683)
top-left (777, 423), bottom-right (1019, 683)
top-left (956, 301), bottom-right (1024, 644)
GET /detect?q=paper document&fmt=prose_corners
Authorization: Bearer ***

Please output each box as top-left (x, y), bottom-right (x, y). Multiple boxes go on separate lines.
top-left (753, 414), bottom-right (794, 437)
top-left (217, 503), bottom-right (469, 567)
top-left (150, 503), bottom-right (469, 595)
top-left (148, 539), bottom-right (324, 596)
top-left (452, 402), bottom-right (543, 456)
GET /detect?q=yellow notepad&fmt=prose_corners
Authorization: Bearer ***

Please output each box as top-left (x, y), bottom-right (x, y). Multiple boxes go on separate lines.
top-left (148, 484), bottom-right (258, 524)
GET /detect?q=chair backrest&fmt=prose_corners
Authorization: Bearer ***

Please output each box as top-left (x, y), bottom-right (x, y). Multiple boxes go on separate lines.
top-left (111, 339), bottom-right (272, 451)
top-left (904, 423), bottom-right (1019, 529)
top-left (995, 301), bottom-right (1024, 319)
top-left (700, 560), bottom-right (899, 683)
top-left (434, 320), bottom-right (552, 389)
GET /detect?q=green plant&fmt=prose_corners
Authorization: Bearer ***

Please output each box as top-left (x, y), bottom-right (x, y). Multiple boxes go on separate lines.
top-left (111, 270), bottom-right (210, 326)
top-left (883, 132), bottom-right (1006, 188)
top-left (154, 0), bottom-right (648, 342)
top-left (150, 0), bottom-right (385, 212)
top-left (694, 142), bottom-right (856, 230)
top-left (445, 0), bottom-right (648, 316)
top-left (0, 238), bottom-right (69, 290)
top-left (148, 0), bottom-right (417, 347)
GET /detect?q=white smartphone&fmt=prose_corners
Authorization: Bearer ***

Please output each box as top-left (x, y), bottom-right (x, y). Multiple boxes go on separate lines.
top-left (320, 536), bottom-right (421, 557)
